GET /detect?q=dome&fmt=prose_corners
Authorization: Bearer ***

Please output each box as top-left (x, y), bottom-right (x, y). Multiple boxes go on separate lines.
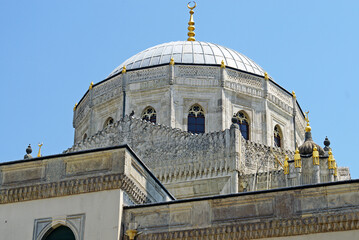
top-left (299, 132), bottom-right (325, 156)
top-left (109, 41), bottom-right (266, 77)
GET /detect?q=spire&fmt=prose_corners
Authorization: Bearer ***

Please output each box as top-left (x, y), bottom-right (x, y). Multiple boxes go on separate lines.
top-left (304, 111), bottom-right (311, 132)
top-left (187, 1), bottom-right (196, 41)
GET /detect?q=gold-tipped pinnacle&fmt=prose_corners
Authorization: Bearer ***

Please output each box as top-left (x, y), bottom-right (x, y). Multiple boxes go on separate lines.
top-left (187, 2), bottom-right (196, 41)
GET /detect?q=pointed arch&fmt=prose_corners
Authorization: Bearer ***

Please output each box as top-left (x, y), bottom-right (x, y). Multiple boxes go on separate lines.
top-left (235, 111), bottom-right (250, 140)
top-left (142, 106), bottom-right (157, 123)
top-left (83, 133), bottom-right (87, 141)
top-left (41, 225), bottom-right (76, 240)
top-left (103, 117), bottom-right (114, 128)
top-left (274, 124), bottom-right (282, 148)
top-left (188, 104), bottom-right (205, 134)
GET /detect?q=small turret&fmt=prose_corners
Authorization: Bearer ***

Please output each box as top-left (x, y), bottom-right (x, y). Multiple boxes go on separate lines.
top-left (324, 136), bottom-right (331, 152)
top-left (24, 144), bottom-right (33, 159)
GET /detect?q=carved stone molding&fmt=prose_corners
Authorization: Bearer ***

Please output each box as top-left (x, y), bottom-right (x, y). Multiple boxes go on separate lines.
top-left (33, 214), bottom-right (85, 240)
top-left (136, 211), bottom-right (359, 240)
top-left (0, 174), bottom-right (149, 205)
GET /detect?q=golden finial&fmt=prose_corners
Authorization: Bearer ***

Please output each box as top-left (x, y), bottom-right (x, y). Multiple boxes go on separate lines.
top-left (220, 60), bottom-right (226, 68)
top-left (37, 143), bottom-right (43, 157)
top-left (334, 161), bottom-right (338, 177)
top-left (313, 145), bottom-right (319, 165)
top-left (122, 65), bottom-right (127, 74)
top-left (89, 82), bottom-right (94, 90)
top-left (328, 150), bottom-right (335, 169)
top-left (169, 57), bottom-right (175, 66)
top-left (294, 147), bottom-right (301, 168)
top-left (284, 155), bottom-right (289, 175)
top-left (187, 1), bottom-right (196, 41)
top-left (292, 91), bottom-right (296, 99)
top-left (264, 72), bottom-right (269, 80)
top-left (304, 111), bottom-right (311, 132)
top-left (73, 103), bottom-right (78, 111)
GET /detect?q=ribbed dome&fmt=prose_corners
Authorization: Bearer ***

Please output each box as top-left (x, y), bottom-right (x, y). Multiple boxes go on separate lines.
top-left (109, 41), bottom-right (266, 77)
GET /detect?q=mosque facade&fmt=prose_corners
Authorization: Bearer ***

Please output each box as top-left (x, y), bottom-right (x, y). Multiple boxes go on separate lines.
top-left (0, 3), bottom-right (357, 240)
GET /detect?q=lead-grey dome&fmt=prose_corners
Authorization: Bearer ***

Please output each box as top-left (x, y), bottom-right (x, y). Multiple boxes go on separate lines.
top-left (109, 41), bottom-right (266, 77)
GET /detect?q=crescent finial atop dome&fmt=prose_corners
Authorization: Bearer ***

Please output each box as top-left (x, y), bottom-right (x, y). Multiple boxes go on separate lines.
top-left (187, 1), bottom-right (196, 41)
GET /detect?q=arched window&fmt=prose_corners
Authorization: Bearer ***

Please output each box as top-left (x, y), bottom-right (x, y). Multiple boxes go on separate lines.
top-left (274, 125), bottom-right (282, 148)
top-left (42, 225), bottom-right (75, 240)
top-left (235, 111), bottom-right (250, 140)
top-left (83, 133), bottom-right (87, 141)
top-left (103, 117), bottom-right (114, 128)
top-left (188, 104), bottom-right (205, 134)
top-left (142, 106), bottom-right (157, 123)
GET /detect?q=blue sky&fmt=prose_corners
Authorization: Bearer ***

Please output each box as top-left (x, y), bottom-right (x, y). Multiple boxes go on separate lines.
top-left (1, 1), bottom-right (358, 178)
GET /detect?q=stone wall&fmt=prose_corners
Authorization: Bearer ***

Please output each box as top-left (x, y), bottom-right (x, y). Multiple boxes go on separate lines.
top-left (123, 180), bottom-right (359, 240)
top-left (73, 64), bottom-right (306, 148)
top-left (0, 147), bottom-right (172, 205)
top-left (65, 117), bottom-right (295, 198)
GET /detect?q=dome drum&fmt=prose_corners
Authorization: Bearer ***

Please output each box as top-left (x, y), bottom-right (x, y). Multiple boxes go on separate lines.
top-left (73, 49), bottom-right (306, 151)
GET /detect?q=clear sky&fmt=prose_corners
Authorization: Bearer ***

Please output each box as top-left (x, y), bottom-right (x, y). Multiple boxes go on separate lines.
top-left (1, 1), bottom-right (358, 178)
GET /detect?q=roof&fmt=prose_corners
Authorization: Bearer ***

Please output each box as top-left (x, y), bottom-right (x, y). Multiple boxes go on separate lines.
top-left (109, 41), bottom-right (266, 77)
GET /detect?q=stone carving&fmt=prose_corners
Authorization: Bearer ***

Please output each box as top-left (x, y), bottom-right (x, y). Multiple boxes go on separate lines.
top-left (268, 82), bottom-right (292, 106)
top-left (127, 66), bottom-right (168, 83)
top-left (226, 69), bottom-right (263, 89)
top-left (176, 65), bottom-right (219, 79)
top-left (134, 211), bottom-right (359, 240)
top-left (0, 174), bottom-right (149, 205)
top-left (93, 77), bottom-right (121, 98)
top-left (65, 116), bottom-right (295, 189)
top-left (225, 81), bottom-right (263, 98)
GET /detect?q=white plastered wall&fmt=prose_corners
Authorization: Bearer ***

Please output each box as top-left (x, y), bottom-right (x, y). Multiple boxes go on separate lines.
top-left (0, 190), bottom-right (124, 240)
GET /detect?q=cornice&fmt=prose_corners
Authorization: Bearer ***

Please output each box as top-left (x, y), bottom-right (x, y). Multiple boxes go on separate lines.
top-left (0, 173), bottom-right (149, 205)
top-left (135, 211), bottom-right (359, 239)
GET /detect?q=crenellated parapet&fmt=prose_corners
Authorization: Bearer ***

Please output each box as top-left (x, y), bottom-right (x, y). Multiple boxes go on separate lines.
top-left (240, 138), bottom-right (294, 175)
top-left (66, 116), bottom-right (239, 185)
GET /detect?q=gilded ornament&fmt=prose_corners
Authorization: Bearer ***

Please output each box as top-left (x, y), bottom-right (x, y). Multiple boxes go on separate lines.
top-left (37, 143), bottom-right (43, 157)
top-left (73, 102), bottom-right (78, 111)
top-left (328, 150), bottom-right (335, 169)
top-left (313, 146), bottom-right (319, 165)
top-left (89, 81), bottom-right (94, 90)
top-left (220, 60), bottom-right (226, 69)
top-left (187, 1), bottom-right (196, 41)
top-left (283, 155), bottom-right (289, 175)
top-left (294, 147), bottom-right (301, 168)
top-left (169, 57), bottom-right (175, 66)
top-left (122, 65), bottom-right (127, 73)
top-left (304, 111), bottom-right (311, 132)
top-left (264, 72), bottom-right (269, 80)
top-left (292, 91), bottom-right (296, 99)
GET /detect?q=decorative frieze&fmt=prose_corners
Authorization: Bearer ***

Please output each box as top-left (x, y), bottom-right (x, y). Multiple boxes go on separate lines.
top-left (226, 69), bottom-right (263, 89)
top-left (135, 211), bottom-right (359, 240)
top-left (225, 81), bottom-right (263, 98)
top-left (127, 66), bottom-right (168, 83)
top-left (268, 82), bottom-right (292, 106)
top-left (0, 174), bottom-right (148, 205)
top-left (176, 65), bottom-right (219, 79)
